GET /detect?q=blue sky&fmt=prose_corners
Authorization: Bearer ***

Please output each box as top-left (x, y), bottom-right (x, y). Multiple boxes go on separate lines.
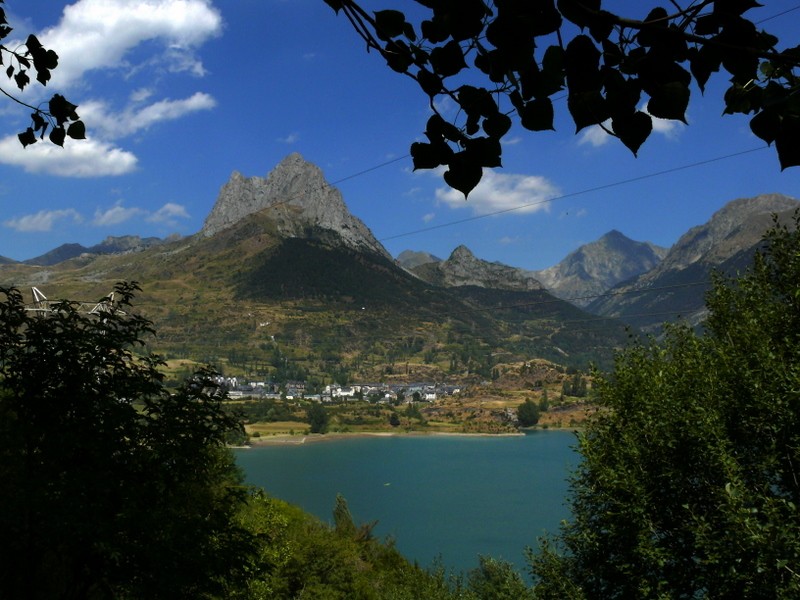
top-left (0, 0), bottom-right (798, 270)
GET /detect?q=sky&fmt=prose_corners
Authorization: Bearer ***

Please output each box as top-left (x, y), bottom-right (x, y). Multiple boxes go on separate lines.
top-left (0, 0), bottom-right (799, 270)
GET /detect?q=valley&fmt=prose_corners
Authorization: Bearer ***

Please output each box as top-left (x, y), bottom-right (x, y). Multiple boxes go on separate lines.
top-left (1, 154), bottom-right (797, 438)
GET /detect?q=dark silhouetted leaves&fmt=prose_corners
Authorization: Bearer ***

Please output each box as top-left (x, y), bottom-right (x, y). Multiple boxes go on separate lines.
top-left (612, 110), bottom-right (652, 155)
top-left (483, 112), bottom-right (512, 139)
top-left (430, 40), bottom-right (466, 77)
top-left (329, 0), bottom-right (799, 194)
top-left (521, 97), bottom-right (555, 131)
top-left (49, 125), bottom-right (65, 147)
top-left (417, 67), bottom-right (441, 96)
top-left (776, 116), bottom-right (800, 170)
top-left (67, 120), bottom-right (86, 140)
top-left (647, 81), bottom-right (690, 122)
top-left (17, 127), bottom-right (36, 147)
top-left (374, 10), bottom-right (406, 41)
top-left (444, 152), bottom-right (483, 198)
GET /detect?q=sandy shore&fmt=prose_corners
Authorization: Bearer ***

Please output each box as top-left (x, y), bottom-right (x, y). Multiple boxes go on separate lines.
top-left (240, 429), bottom-right (526, 447)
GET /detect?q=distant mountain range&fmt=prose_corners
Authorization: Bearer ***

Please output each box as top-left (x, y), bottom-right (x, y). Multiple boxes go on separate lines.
top-left (0, 154), bottom-right (630, 376)
top-left (1, 153), bottom-right (796, 374)
top-left (399, 193), bottom-right (798, 332)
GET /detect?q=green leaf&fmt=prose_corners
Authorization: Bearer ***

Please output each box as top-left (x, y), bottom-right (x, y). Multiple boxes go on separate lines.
top-left (430, 40), bottom-right (467, 78)
top-left (521, 97), bottom-right (555, 131)
top-left (612, 110), bottom-right (652, 155)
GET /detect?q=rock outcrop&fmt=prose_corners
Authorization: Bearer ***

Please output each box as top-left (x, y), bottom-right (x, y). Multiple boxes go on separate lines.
top-left (411, 245), bottom-right (544, 291)
top-left (533, 230), bottom-right (667, 307)
top-left (201, 153), bottom-right (390, 258)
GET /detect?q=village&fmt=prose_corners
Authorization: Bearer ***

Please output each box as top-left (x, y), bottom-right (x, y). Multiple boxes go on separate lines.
top-left (216, 375), bottom-right (463, 404)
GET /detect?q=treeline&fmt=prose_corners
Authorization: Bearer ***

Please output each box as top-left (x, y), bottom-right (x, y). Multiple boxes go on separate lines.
top-left (0, 282), bottom-right (530, 599)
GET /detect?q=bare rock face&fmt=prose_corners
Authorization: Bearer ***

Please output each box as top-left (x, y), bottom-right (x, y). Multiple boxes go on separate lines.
top-left (201, 153), bottom-right (390, 258)
top-left (413, 245), bottom-right (544, 291)
top-left (533, 230), bottom-right (668, 307)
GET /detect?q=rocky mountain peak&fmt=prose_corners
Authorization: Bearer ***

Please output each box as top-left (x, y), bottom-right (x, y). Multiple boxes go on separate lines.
top-left (533, 230), bottom-right (668, 307)
top-left (411, 245), bottom-right (543, 291)
top-left (201, 153), bottom-right (390, 258)
top-left (657, 193), bottom-right (798, 272)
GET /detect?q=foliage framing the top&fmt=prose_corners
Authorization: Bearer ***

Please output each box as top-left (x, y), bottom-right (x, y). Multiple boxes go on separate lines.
top-left (326, 0), bottom-right (800, 196)
top-left (0, 1), bottom-right (84, 147)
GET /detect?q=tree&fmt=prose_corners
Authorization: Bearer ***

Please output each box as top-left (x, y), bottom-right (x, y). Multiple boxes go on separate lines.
top-left (0, 1), bottom-right (84, 147)
top-left (326, 1), bottom-right (800, 196)
top-left (517, 398), bottom-right (541, 427)
top-left (530, 213), bottom-right (800, 598)
top-left (0, 282), bottom-right (254, 598)
top-left (468, 556), bottom-right (534, 600)
top-left (306, 401), bottom-right (330, 433)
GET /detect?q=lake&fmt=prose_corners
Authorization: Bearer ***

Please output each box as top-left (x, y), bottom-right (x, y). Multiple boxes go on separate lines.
top-left (235, 430), bottom-right (579, 576)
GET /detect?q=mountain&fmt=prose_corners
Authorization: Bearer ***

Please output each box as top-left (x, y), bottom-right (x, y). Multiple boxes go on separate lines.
top-left (532, 230), bottom-right (668, 307)
top-left (587, 193), bottom-right (800, 331)
top-left (24, 236), bottom-right (170, 266)
top-left (409, 245), bottom-right (544, 292)
top-left (0, 155), bottom-right (629, 376)
top-left (396, 250), bottom-right (441, 270)
top-left (0, 255), bottom-right (16, 265)
top-left (202, 152), bottom-right (389, 258)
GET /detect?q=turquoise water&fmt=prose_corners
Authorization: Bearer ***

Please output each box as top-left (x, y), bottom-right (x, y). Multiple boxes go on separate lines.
top-left (235, 430), bottom-right (579, 575)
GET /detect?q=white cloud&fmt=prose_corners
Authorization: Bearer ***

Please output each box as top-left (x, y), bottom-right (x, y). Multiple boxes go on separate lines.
top-left (147, 202), bottom-right (190, 223)
top-left (1, 0), bottom-right (221, 178)
top-left (578, 124), bottom-right (612, 148)
top-left (277, 132), bottom-right (300, 144)
top-left (92, 203), bottom-right (145, 226)
top-left (82, 92), bottom-right (216, 139)
top-left (436, 169), bottom-right (558, 216)
top-left (578, 105), bottom-right (686, 148)
top-left (422, 212), bottom-right (435, 223)
top-left (0, 135), bottom-right (138, 177)
top-left (39, 0), bottom-right (223, 89)
top-left (4, 209), bottom-right (83, 232)
top-left (498, 235), bottom-right (518, 245)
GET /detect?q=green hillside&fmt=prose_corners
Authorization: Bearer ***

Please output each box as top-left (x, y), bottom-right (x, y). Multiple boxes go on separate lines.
top-left (0, 212), bottom-right (631, 381)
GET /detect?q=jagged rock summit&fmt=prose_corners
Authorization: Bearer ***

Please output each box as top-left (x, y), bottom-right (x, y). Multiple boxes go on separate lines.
top-left (201, 153), bottom-right (390, 258)
top-left (411, 245), bottom-right (544, 291)
top-left (533, 230), bottom-right (668, 307)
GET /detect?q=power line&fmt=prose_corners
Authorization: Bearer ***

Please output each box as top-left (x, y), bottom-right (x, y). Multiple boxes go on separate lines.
top-left (378, 146), bottom-right (767, 242)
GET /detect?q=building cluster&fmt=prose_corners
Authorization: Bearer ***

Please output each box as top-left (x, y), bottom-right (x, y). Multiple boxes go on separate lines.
top-left (212, 375), bottom-right (460, 403)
